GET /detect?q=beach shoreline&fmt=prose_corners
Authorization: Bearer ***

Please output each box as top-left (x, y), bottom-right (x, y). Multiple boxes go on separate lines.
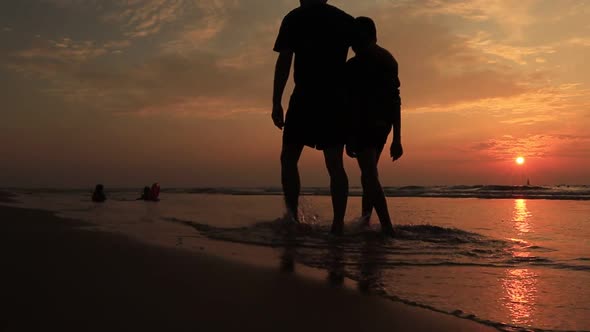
top-left (0, 190), bottom-right (18, 203)
top-left (0, 202), bottom-right (497, 332)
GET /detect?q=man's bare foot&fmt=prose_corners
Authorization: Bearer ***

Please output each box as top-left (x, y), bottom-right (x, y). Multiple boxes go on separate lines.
top-left (330, 222), bottom-right (344, 236)
top-left (381, 224), bottom-right (395, 238)
top-left (286, 209), bottom-right (299, 222)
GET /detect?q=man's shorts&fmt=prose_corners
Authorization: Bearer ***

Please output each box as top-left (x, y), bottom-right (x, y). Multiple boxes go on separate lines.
top-left (282, 90), bottom-right (347, 150)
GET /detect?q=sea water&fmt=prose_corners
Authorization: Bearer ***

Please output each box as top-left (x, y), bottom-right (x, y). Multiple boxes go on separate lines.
top-left (3, 190), bottom-right (589, 332)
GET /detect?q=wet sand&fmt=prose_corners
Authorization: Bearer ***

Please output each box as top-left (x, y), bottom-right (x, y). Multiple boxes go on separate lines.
top-left (0, 203), bottom-right (496, 332)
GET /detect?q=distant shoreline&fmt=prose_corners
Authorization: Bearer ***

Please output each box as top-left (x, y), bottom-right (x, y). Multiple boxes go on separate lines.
top-left (3, 185), bottom-right (590, 201)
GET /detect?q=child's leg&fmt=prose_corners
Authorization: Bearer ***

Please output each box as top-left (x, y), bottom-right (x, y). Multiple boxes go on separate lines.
top-left (357, 148), bottom-right (394, 235)
top-left (360, 145), bottom-right (385, 222)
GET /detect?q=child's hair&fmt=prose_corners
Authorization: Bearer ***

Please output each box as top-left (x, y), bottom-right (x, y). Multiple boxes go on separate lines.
top-left (95, 184), bottom-right (104, 192)
top-left (354, 16), bottom-right (377, 43)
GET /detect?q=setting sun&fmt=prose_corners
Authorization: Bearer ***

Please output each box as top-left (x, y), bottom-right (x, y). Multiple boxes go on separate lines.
top-left (516, 157), bottom-right (525, 165)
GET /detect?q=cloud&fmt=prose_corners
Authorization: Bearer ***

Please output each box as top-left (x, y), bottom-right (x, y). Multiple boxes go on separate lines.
top-left (157, 0), bottom-right (246, 55)
top-left (17, 39), bottom-right (106, 62)
top-left (362, 8), bottom-right (536, 110)
top-left (2, 0), bottom-right (590, 187)
top-left (0, 0), bottom-right (539, 121)
top-left (411, 83), bottom-right (587, 125)
top-left (16, 0), bottom-right (534, 116)
top-left (471, 134), bottom-right (590, 160)
top-left (103, 0), bottom-right (190, 38)
top-left (9, 37), bottom-right (131, 65)
top-left (567, 37), bottom-right (590, 47)
top-left (158, 16), bottom-right (227, 55)
top-left (398, 0), bottom-right (537, 39)
top-left (6, 48), bottom-right (271, 117)
top-left (464, 31), bottom-right (556, 65)
top-left (136, 96), bottom-right (267, 118)
top-left (40, 0), bottom-right (101, 7)
top-left (3, 0), bottom-right (277, 117)
top-left (3, 0), bottom-right (590, 123)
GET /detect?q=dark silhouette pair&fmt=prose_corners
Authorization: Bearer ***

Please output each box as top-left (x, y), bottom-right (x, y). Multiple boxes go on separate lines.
top-left (138, 183), bottom-right (161, 201)
top-left (91, 183), bottom-right (161, 203)
top-left (272, 0), bottom-right (403, 236)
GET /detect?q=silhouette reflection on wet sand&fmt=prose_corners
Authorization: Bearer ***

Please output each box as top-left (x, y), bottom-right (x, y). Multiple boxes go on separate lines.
top-left (279, 231), bottom-right (388, 294)
top-left (357, 234), bottom-right (386, 293)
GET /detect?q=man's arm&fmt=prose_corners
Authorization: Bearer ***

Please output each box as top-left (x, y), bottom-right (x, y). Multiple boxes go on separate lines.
top-left (272, 51), bottom-right (293, 130)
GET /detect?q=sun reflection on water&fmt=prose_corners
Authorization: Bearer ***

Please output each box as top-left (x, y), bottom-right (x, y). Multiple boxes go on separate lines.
top-left (502, 199), bottom-right (539, 327)
top-left (501, 268), bottom-right (538, 327)
top-left (513, 199), bottom-right (532, 234)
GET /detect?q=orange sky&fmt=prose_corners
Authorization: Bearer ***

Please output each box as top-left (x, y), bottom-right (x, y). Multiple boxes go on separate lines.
top-left (1, 0), bottom-right (589, 187)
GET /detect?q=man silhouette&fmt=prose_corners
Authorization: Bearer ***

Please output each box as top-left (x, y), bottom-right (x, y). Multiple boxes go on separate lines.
top-left (272, 0), bottom-right (354, 235)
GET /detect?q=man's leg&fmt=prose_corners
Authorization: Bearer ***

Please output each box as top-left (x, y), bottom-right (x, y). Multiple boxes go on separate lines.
top-left (357, 147), bottom-right (394, 235)
top-left (281, 143), bottom-right (305, 221)
top-left (361, 145), bottom-right (384, 221)
top-left (323, 145), bottom-right (349, 235)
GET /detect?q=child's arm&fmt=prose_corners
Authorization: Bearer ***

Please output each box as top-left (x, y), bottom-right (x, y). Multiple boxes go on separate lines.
top-left (393, 103), bottom-right (401, 143)
top-left (390, 102), bottom-right (403, 161)
top-left (389, 59), bottom-right (402, 161)
top-left (387, 52), bottom-right (403, 161)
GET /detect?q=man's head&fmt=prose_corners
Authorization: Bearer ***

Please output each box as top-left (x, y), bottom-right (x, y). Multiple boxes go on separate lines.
top-left (352, 16), bottom-right (377, 54)
top-left (300, 0), bottom-right (328, 7)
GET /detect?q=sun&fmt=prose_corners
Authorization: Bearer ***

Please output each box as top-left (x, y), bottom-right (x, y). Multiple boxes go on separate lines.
top-left (516, 156), bottom-right (525, 165)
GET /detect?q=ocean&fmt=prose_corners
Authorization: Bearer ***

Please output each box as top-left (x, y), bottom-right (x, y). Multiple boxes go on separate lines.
top-left (3, 186), bottom-right (589, 332)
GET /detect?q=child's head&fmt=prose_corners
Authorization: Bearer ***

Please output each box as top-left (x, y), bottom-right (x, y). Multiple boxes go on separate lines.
top-left (352, 16), bottom-right (377, 54)
top-left (95, 184), bottom-right (104, 192)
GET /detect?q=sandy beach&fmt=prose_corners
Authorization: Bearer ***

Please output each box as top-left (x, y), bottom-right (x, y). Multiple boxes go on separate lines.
top-left (0, 201), bottom-right (497, 332)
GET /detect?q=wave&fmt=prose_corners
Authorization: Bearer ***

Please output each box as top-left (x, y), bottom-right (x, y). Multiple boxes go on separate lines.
top-left (379, 293), bottom-right (588, 332)
top-left (165, 217), bottom-right (587, 273)
top-left (166, 217), bottom-right (589, 332)
top-left (381, 185), bottom-right (590, 200)
top-left (169, 185), bottom-right (590, 200)
top-left (5, 185), bottom-right (590, 200)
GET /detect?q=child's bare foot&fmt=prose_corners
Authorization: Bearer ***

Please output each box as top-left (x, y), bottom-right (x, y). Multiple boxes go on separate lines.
top-left (353, 214), bottom-right (372, 230)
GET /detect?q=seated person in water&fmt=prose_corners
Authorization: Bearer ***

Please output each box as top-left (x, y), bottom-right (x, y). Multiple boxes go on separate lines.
top-left (150, 183), bottom-right (160, 201)
top-left (138, 186), bottom-right (151, 201)
top-left (92, 184), bottom-right (107, 203)
top-left (138, 183), bottom-right (161, 201)
top-left (345, 17), bottom-right (403, 236)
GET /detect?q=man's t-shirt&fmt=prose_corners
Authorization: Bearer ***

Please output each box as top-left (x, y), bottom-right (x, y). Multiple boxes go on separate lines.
top-left (274, 4), bottom-right (354, 104)
top-left (346, 45), bottom-right (401, 130)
